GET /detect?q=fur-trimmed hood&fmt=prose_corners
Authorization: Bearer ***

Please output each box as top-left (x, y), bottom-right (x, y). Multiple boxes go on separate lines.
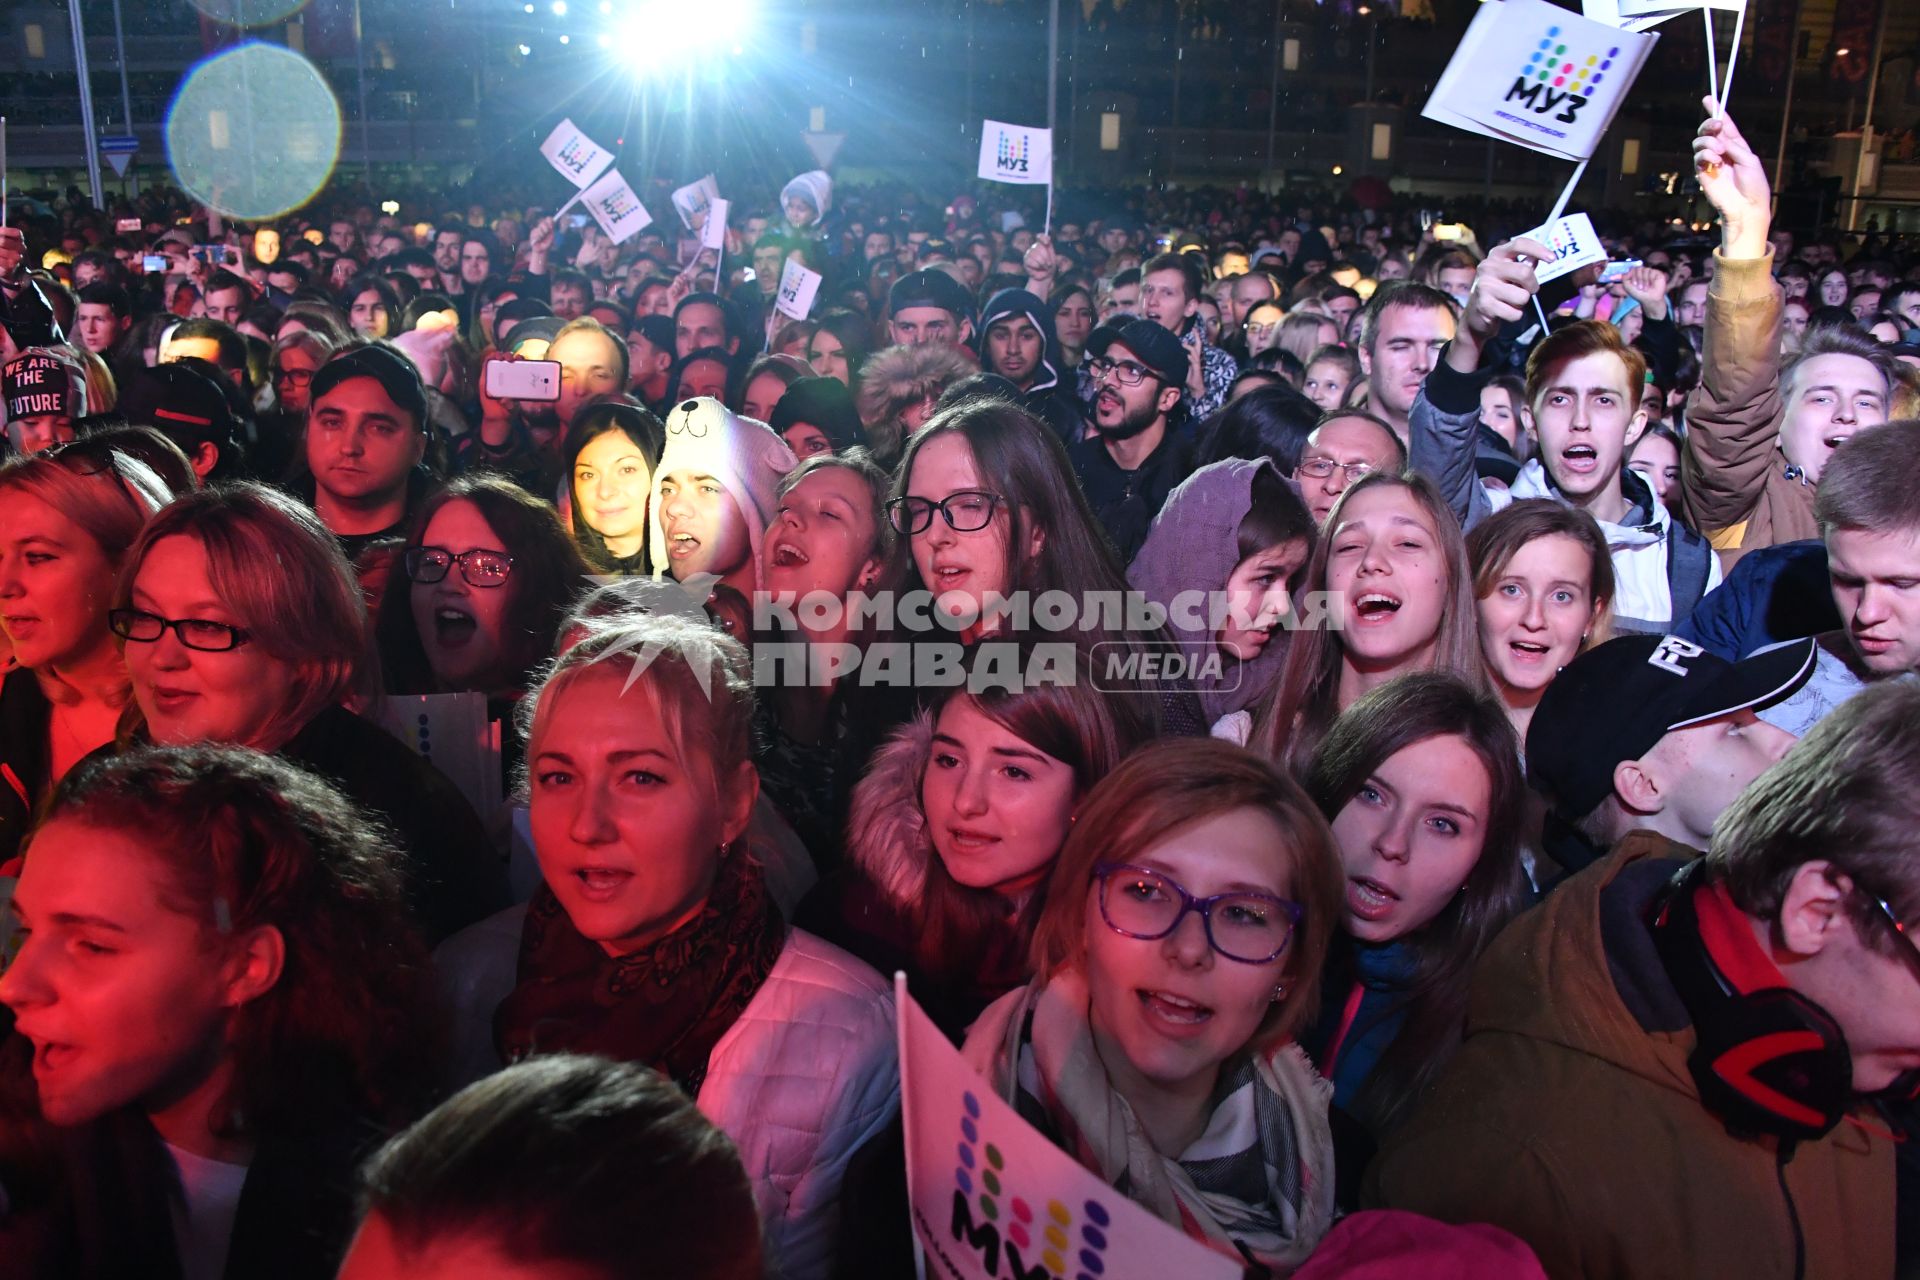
top-left (845, 708), bottom-right (937, 911)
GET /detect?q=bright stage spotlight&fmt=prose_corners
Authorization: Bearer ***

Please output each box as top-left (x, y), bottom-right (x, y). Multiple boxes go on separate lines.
top-left (612, 0), bottom-right (754, 68)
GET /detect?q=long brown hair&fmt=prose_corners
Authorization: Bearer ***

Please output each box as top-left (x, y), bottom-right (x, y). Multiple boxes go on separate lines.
top-left (35, 744), bottom-right (437, 1134)
top-left (1030, 738), bottom-right (1345, 1047)
top-left (1304, 673), bottom-right (1529, 1134)
top-left (1250, 470), bottom-right (1485, 774)
top-left (1466, 498), bottom-right (1615, 665)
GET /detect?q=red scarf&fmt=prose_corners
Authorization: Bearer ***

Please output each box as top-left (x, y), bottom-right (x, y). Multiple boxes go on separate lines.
top-left (495, 853), bottom-right (786, 1094)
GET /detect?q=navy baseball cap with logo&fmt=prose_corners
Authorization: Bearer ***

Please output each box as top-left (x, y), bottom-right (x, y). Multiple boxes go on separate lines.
top-left (1526, 633), bottom-right (1817, 821)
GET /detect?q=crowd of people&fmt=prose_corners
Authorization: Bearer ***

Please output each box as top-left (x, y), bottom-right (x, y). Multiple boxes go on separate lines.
top-left (0, 94), bottom-right (1918, 1279)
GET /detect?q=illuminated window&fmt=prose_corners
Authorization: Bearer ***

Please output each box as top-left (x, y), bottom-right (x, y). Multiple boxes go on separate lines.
top-left (1283, 38), bottom-right (1299, 71)
top-left (1621, 138), bottom-right (1640, 176)
top-left (24, 23), bottom-right (45, 59)
top-left (1100, 112), bottom-right (1121, 152)
top-left (809, 106), bottom-right (826, 132)
top-left (1371, 123), bottom-right (1392, 161)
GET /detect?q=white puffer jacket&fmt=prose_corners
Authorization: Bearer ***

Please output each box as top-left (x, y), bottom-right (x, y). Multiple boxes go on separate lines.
top-left (435, 907), bottom-right (899, 1280)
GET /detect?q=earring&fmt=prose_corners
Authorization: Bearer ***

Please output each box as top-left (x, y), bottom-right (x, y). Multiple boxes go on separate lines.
top-left (1271, 982), bottom-right (1289, 1002)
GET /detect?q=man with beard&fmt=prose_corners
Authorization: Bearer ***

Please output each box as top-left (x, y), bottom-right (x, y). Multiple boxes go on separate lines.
top-left (975, 288), bottom-right (1084, 443)
top-left (1068, 319), bottom-right (1194, 563)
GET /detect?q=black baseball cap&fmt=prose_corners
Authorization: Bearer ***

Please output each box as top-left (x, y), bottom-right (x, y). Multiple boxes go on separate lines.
top-left (309, 344), bottom-right (427, 431)
top-left (1527, 634), bottom-right (1817, 820)
top-left (1085, 319), bottom-right (1187, 392)
top-left (118, 362), bottom-right (235, 450)
top-left (888, 267), bottom-right (974, 322)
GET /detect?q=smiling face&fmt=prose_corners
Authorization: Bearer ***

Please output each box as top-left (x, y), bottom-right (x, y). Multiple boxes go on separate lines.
top-left (1082, 806), bottom-right (1296, 1104)
top-left (409, 500), bottom-right (516, 693)
top-left (1475, 532), bottom-right (1597, 697)
top-left (124, 535), bottom-right (306, 750)
top-left (572, 430), bottom-right (653, 555)
top-left (657, 468), bottom-right (752, 583)
top-left (905, 432), bottom-right (1018, 624)
top-left (1218, 538), bottom-right (1309, 662)
top-left (1827, 525), bottom-right (1920, 675)
top-left (764, 466), bottom-right (881, 602)
top-left (0, 818), bottom-right (240, 1128)
top-left (1531, 350), bottom-right (1646, 509)
top-left (528, 667), bottom-right (753, 957)
top-left (921, 696), bottom-right (1079, 899)
top-left (1779, 353), bottom-right (1888, 483)
top-left (0, 491), bottom-right (119, 672)
top-left (1333, 734), bottom-right (1491, 943)
top-left (1325, 484), bottom-right (1449, 676)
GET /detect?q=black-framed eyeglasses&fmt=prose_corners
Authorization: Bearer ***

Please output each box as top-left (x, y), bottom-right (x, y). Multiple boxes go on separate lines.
top-left (1084, 355), bottom-right (1160, 388)
top-left (1860, 889), bottom-right (1920, 990)
top-left (1296, 458), bottom-right (1375, 483)
top-left (405, 546), bottom-right (514, 588)
top-left (1093, 861), bottom-right (1302, 965)
top-left (109, 608), bottom-right (250, 652)
top-left (272, 367), bottom-right (314, 386)
top-left (885, 490), bottom-right (1003, 536)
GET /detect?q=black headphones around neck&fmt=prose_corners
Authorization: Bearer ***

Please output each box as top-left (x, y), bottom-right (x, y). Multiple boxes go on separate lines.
top-left (1648, 860), bottom-right (1858, 1146)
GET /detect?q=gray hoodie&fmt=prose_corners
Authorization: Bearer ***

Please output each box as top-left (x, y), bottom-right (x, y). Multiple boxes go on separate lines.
top-left (1128, 458), bottom-right (1297, 722)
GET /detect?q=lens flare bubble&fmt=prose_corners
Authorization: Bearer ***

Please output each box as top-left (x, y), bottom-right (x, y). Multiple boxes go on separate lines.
top-left (166, 43), bottom-right (341, 221)
top-left (186, 0), bottom-right (313, 27)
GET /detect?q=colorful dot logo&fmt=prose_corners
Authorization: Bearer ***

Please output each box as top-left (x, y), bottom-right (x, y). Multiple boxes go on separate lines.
top-left (957, 1091), bottom-right (1114, 1280)
top-left (1524, 25), bottom-right (1617, 95)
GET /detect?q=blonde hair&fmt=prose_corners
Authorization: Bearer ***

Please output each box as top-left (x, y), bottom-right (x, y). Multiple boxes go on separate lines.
top-left (1029, 739), bottom-right (1344, 1047)
top-left (0, 443), bottom-right (170, 574)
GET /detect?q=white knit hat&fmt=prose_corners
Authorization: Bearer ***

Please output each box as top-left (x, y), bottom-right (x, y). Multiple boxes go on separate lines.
top-left (649, 397), bottom-right (797, 592)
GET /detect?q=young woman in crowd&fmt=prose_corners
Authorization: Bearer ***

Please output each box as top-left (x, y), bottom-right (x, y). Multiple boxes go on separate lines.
top-left (1301, 674), bottom-right (1529, 1194)
top-left (650, 397), bottom-right (797, 599)
top-left (0, 441), bottom-right (174, 863)
top-left (339, 1056), bottom-right (764, 1280)
top-left (114, 482), bottom-right (508, 941)
top-left (276, 299), bottom-right (354, 348)
top-left (435, 613), bottom-right (898, 1280)
top-left (0, 744), bottom-right (436, 1279)
top-left (1252, 472), bottom-right (1485, 773)
top-left (754, 451), bottom-right (892, 862)
top-left (1301, 344), bottom-right (1361, 412)
top-left (561, 400), bottom-right (665, 575)
top-left (376, 473), bottom-right (591, 708)
top-left (737, 352), bottom-right (811, 424)
top-left (1277, 312), bottom-right (1340, 371)
top-left (1195, 382), bottom-right (1320, 471)
top-left (963, 739), bottom-right (1343, 1271)
top-left (770, 375), bottom-right (865, 460)
top-left (1815, 266), bottom-right (1849, 309)
top-left (344, 274), bottom-right (402, 340)
top-left (1478, 373), bottom-right (1531, 459)
top-left (1625, 422), bottom-right (1684, 513)
top-left (805, 308), bottom-right (873, 389)
top-left (1465, 500), bottom-right (1612, 743)
top-left (1130, 458), bottom-right (1316, 742)
top-left (1049, 281), bottom-right (1097, 371)
top-left (803, 645), bottom-right (1150, 1035)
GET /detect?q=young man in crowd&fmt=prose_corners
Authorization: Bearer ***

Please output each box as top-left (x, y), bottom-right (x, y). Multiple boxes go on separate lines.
top-left (1411, 242), bottom-right (1722, 631)
top-left (624, 312), bottom-right (676, 412)
top-left (1370, 677), bottom-right (1918, 1279)
top-left (202, 269), bottom-right (251, 327)
top-left (1068, 318), bottom-right (1194, 563)
top-left (1357, 281), bottom-right (1456, 444)
top-left (1751, 421), bottom-right (1920, 737)
top-left (1680, 101), bottom-right (1896, 567)
top-left (1139, 251), bottom-right (1237, 420)
top-left (673, 292), bottom-right (741, 362)
top-left (1525, 632), bottom-right (1808, 870)
top-left (304, 345), bottom-right (431, 562)
top-left (887, 268), bottom-right (975, 349)
top-left (975, 288), bottom-right (1083, 443)
top-left (118, 362), bottom-right (245, 481)
top-left (72, 281), bottom-right (131, 359)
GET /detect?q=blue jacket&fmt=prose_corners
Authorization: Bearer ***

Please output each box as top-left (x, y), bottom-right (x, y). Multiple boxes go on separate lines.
top-left (1673, 538), bottom-right (1838, 660)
